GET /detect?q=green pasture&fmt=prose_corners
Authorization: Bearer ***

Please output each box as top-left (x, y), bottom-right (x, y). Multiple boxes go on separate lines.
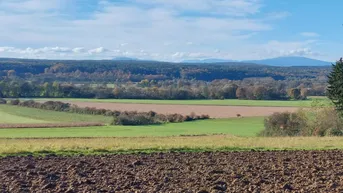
top-left (0, 110), bottom-right (48, 124)
top-left (0, 117), bottom-right (264, 138)
top-left (0, 100), bottom-right (342, 157)
top-left (0, 105), bottom-right (112, 124)
top-left (0, 103), bottom-right (265, 138)
top-left (35, 96), bottom-right (330, 107)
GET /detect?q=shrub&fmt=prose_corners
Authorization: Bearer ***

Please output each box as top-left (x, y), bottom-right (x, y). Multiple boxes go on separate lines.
top-left (306, 107), bottom-right (343, 136)
top-left (261, 108), bottom-right (343, 137)
top-left (166, 114), bottom-right (185, 123)
top-left (113, 114), bottom-right (160, 126)
top-left (260, 111), bottom-right (307, 137)
top-left (9, 99), bottom-right (20, 105)
top-left (19, 100), bottom-right (39, 108)
top-left (200, 114), bottom-right (210, 120)
top-left (0, 98), bottom-right (6, 104)
top-left (40, 101), bottom-right (71, 111)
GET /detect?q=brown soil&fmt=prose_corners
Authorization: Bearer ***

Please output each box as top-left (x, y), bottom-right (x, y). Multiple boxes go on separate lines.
top-left (1, 151), bottom-right (342, 192)
top-left (68, 101), bottom-right (299, 118)
top-left (0, 122), bottom-right (104, 129)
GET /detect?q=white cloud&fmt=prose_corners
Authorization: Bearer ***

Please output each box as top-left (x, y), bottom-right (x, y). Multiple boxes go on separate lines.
top-left (0, 47), bottom-right (16, 52)
top-left (72, 47), bottom-right (86, 53)
top-left (120, 43), bottom-right (128, 47)
top-left (0, 0), bottom-right (67, 12)
top-left (133, 0), bottom-right (262, 16)
top-left (300, 32), bottom-right (319, 37)
top-left (0, 42), bottom-right (322, 61)
top-left (265, 11), bottom-right (291, 20)
top-left (0, 46), bottom-right (114, 59)
top-left (88, 47), bottom-right (109, 54)
top-left (283, 48), bottom-right (320, 56)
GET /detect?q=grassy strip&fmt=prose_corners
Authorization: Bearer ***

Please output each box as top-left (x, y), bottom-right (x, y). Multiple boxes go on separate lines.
top-left (0, 110), bottom-right (48, 124)
top-left (34, 97), bottom-right (330, 107)
top-left (0, 122), bottom-right (104, 129)
top-left (0, 105), bottom-right (113, 124)
top-left (0, 135), bottom-right (342, 157)
top-left (0, 117), bottom-right (264, 138)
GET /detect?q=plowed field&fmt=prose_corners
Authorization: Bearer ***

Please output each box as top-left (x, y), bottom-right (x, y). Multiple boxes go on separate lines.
top-left (67, 101), bottom-right (299, 118)
top-left (1, 150), bottom-right (342, 192)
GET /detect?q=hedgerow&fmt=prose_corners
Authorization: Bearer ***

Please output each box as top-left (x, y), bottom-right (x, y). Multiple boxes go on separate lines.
top-left (10, 100), bottom-right (210, 125)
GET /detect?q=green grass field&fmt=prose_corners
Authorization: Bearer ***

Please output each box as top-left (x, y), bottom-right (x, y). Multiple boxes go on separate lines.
top-left (1, 99), bottom-right (340, 157)
top-left (0, 110), bottom-right (48, 124)
top-left (0, 104), bottom-right (264, 138)
top-left (0, 117), bottom-right (264, 138)
top-left (0, 105), bottom-right (112, 124)
top-left (35, 96), bottom-right (330, 107)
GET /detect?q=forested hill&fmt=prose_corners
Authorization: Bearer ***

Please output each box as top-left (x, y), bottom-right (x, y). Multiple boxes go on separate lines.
top-left (0, 58), bottom-right (330, 83)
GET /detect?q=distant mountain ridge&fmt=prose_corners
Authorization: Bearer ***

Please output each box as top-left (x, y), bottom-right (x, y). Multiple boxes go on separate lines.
top-left (182, 58), bottom-right (235, 63)
top-left (245, 56), bottom-right (332, 67)
top-left (112, 57), bottom-right (138, 61)
top-left (182, 56), bottom-right (332, 66)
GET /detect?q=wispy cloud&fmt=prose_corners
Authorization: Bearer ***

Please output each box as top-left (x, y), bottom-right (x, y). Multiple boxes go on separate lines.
top-left (300, 32), bottom-right (320, 37)
top-left (265, 11), bottom-right (291, 20)
top-left (132, 0), bottom-right (263, 16)
top-left (0, 0), bottom-right (67, 12)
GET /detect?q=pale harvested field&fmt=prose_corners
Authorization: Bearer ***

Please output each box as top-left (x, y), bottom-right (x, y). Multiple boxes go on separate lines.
top-left (68, 101), bottom-right (299, 118)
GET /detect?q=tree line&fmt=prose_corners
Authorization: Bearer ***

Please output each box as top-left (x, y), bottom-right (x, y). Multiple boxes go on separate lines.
top-left (0, 79), bottom-right (310, 100)
top-left (0, 58), bottom-right (328, 100)
top-left (0, 58), bottom-right (329, 83)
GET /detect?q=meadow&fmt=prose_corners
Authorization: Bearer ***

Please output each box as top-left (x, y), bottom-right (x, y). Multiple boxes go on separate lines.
top-left (0, 117), bottom-right (264, 138)
top-left (0, 97), bottom-right (340, 156)
top-left (0, 105), bottom-right (112, 124)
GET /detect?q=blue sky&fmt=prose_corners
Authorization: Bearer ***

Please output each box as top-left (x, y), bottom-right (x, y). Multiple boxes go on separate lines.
top-left (0, 0), bottom-right (341, 62)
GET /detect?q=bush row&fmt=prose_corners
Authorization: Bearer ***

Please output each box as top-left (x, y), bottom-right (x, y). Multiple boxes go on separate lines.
top-left (261, 108), bottom-right (343, 137)
top-left (10, 100), bottom-right (210, 125)
top-left (0, 98), bottom-right (6, 104)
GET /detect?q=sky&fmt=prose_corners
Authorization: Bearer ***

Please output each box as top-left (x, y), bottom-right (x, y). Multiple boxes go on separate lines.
top-left (0, 0), bottom-right (342, 62)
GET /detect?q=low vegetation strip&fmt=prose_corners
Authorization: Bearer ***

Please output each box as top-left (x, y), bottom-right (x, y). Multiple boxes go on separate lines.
top-left (261, 108), bottom-right (343, 137)
top-left (0, 122), bottom-right (104, 129)
top-left (0, 136), bottom-right (342, 155)
top-left (8, 99), bottom-right (210, 125)
top-left (0, 103), bottom-right (113, 124)
top-left (0, 110), bottom-right (48, 124)
top-left (0, 151), bottom-right (342, 192)
top-left (0, 117), bottom-right (264, 138)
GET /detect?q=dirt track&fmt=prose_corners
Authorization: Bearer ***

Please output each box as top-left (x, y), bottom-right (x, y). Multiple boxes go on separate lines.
top-left (1, 151), bottom-right (342, 192)
top-left (68, 101), bottom-right (299, 118)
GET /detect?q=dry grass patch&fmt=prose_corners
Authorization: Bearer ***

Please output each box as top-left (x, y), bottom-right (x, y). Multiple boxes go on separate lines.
top-left (0, 135), bottom-right (342, 155)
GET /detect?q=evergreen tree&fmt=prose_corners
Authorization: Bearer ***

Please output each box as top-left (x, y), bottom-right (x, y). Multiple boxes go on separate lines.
top-left (327, 59), bottom-right (343, 112)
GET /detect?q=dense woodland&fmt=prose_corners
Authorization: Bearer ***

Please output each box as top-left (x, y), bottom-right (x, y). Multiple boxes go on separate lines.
top-left (0, 58), bottom-right (330, 100)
